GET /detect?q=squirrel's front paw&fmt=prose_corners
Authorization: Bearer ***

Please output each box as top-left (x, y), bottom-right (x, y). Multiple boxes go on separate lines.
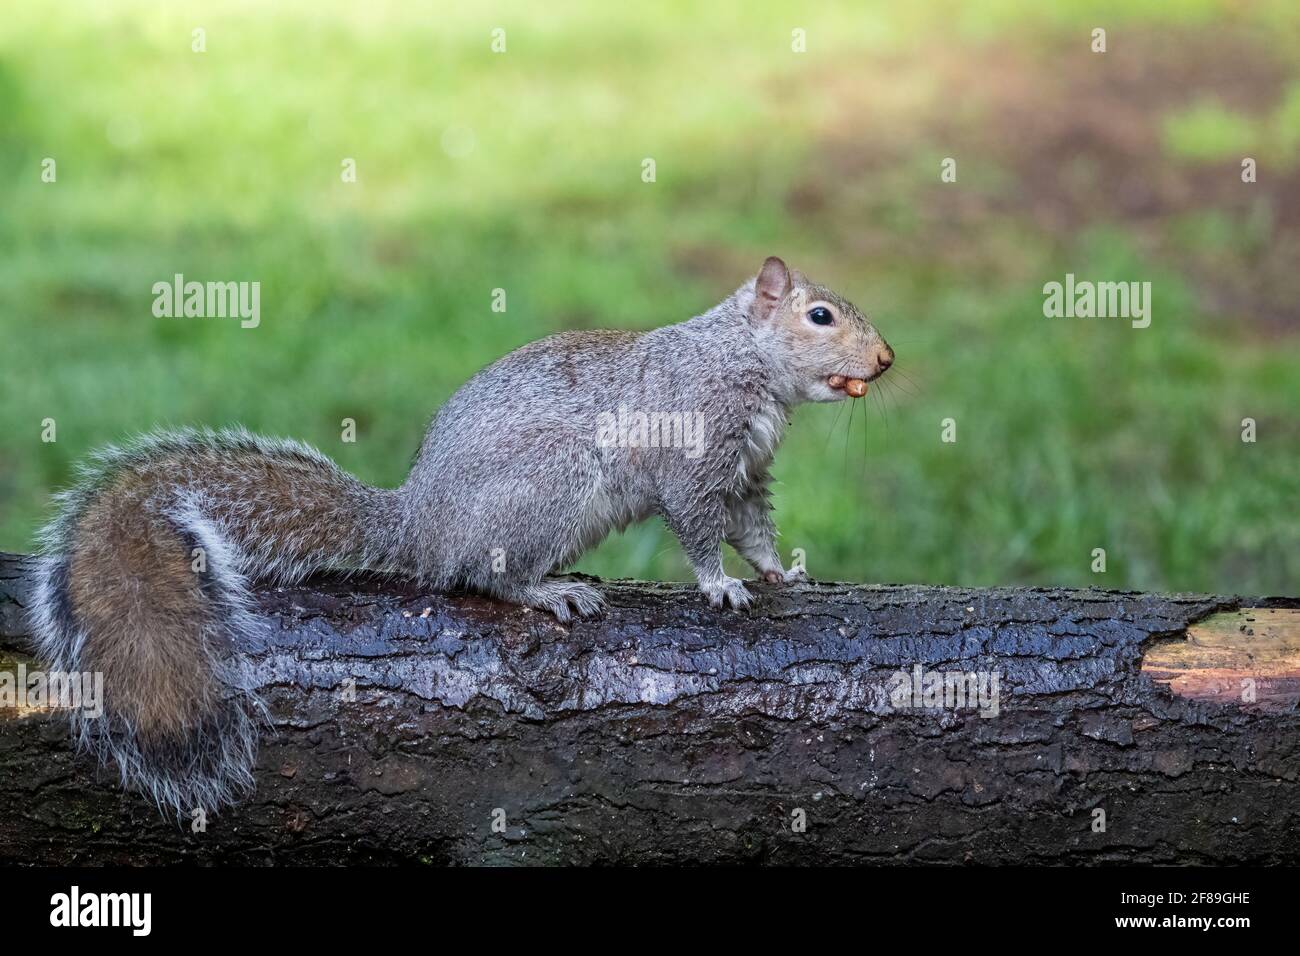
top-left (761, 566), bottom-right (808, 585)
top-left (703, 576), bottom-right (753, 610)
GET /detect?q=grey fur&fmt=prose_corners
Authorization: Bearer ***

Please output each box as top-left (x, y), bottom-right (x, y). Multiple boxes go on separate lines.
top-left (27, 258), bottom-right (892, 812)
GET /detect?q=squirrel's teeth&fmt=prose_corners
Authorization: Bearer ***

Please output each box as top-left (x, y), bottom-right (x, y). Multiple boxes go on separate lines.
top-left (827, 374), bottom-right (847, 389)
top-left (845, 378), bottom-right (868, 398)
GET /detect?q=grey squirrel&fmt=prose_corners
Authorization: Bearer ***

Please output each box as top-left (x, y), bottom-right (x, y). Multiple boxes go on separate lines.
top-left (28, 256), bottom-right (894, 813)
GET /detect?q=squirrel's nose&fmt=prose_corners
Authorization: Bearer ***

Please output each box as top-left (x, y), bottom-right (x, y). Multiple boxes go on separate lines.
top-left (874, 344), bottom-right (894, 372)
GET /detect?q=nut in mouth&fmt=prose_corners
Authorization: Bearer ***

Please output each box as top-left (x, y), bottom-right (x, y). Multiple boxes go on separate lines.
top-left (827, 374), bottom-right (869, 397)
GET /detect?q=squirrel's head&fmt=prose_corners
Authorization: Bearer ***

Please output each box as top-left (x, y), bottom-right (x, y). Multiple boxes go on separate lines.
top-left (745, 256), bottom-right (894, 403)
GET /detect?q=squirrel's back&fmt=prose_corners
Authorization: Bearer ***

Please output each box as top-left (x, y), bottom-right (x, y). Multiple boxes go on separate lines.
top-left (29, 427), bottom-right (401, 812)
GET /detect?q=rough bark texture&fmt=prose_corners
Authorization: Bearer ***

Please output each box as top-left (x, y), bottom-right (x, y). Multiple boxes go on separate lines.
top-left (1, 551), bottom-right (1297, 865)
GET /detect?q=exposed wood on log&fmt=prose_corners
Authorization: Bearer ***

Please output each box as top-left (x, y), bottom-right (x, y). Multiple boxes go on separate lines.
top-left (1142, 608), bottom-right (1300, 711)
top-left (0, 550), bottom-right (1297, 865)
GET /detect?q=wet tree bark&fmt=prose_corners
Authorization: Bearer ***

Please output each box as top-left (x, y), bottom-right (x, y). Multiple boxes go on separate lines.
top-left (1, 550), bottom-right (1297, 865)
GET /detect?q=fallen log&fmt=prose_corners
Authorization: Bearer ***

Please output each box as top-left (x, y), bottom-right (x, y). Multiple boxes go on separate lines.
top-left (1, 550), bottom-right (1297, 865)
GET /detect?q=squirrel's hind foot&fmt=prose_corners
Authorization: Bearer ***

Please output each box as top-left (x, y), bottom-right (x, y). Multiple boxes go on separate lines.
top-left (513, 579), bottom-right (606, 623)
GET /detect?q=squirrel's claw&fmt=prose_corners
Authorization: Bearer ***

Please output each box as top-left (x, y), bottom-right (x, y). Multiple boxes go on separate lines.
top-left (518, 580), bottom-right (607, 623)
top-left (704, 576), bottom-right (753, 611)
top-left (761, 566), bottom-right (808, 585)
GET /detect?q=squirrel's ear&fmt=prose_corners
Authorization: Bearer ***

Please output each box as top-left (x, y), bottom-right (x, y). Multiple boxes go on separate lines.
top-left (751, 256), bottom-right (791, 322)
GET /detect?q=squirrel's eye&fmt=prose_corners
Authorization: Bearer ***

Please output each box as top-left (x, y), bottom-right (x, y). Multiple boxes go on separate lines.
top-left (808, 307), bottom-right (834, 326)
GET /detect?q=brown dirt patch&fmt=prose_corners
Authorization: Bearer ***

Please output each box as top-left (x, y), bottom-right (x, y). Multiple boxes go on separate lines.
top-left (792, 24), bottom-right (1300, 335)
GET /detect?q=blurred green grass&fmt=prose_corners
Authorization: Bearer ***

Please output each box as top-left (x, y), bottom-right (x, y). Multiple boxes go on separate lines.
top-left (0, 0), bottom-right (1297, 594)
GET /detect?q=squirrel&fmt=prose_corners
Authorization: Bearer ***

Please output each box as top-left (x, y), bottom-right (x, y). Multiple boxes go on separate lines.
top-left (27, 255), bottom-right (894, 813)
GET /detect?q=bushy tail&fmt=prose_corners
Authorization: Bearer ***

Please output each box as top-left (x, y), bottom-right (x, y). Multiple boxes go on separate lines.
top-left (29, 492), bottom-right (264, 816)
top-left (26, 428), bottom-right (400, 815)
